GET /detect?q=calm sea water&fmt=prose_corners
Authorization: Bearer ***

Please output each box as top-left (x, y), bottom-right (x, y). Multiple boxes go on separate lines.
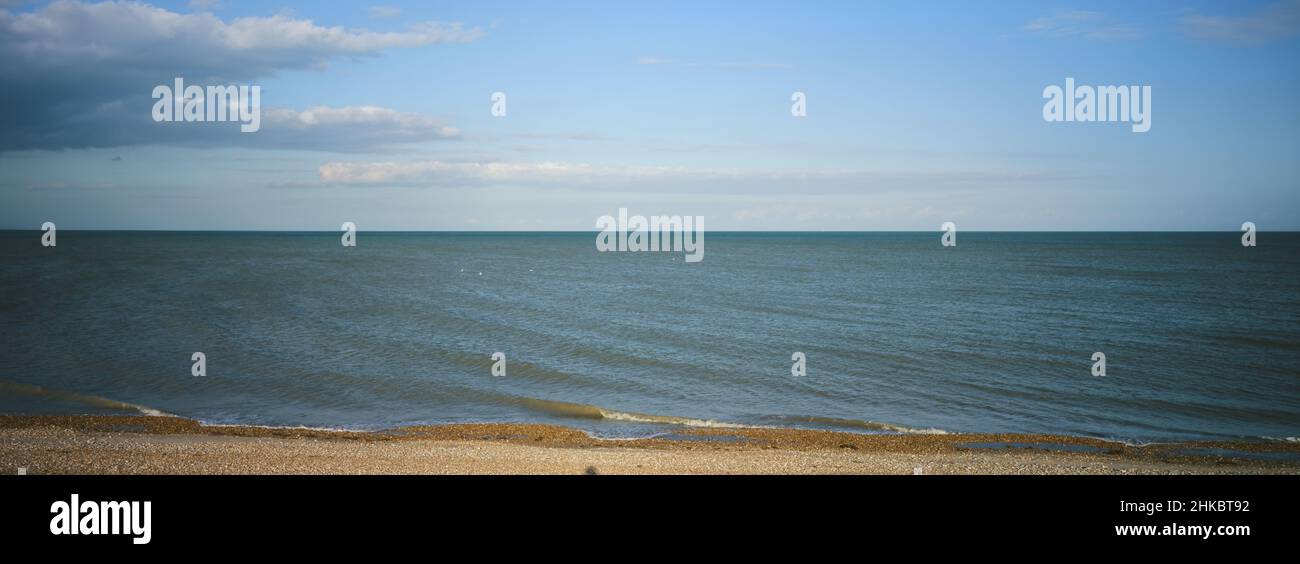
top-left (1, 231), bottom-right (1297, 443)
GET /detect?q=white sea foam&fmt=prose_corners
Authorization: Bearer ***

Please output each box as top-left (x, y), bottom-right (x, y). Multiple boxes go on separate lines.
top-left (596, 409), bottom-right (757, 429)
top-left (196, 422), bottom-right (371, 434)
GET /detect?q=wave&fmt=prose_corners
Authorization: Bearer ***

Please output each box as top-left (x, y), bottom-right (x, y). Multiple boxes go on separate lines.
top-left (1, 381), bottom-right (945, 436)
top-left (513, 396), bottom-right (948, 434)
top-left (195, 422), bottom-right (369, 434)
top-left (0, 381), bottom-right (173, 417)
top-left (763, 414), bottom-right (949, 435)
top-left (514, 397), bottom-right (755, 429)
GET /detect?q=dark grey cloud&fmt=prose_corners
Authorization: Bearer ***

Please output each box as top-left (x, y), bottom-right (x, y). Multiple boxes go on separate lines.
top-left (0, 0), bottom-right (480, 151)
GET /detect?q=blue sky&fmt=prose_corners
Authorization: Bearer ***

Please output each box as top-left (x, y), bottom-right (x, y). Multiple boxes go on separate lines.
top-left (1, 0), bottom-right (1297, 230)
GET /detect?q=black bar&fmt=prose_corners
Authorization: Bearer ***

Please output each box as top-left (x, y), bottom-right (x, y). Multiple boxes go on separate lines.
top-left (3, 475), bottom-right (1288, 552)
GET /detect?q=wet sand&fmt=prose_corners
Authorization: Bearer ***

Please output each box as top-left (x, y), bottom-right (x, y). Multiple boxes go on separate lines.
top-left (2, 415), bottom-right (1298, 475)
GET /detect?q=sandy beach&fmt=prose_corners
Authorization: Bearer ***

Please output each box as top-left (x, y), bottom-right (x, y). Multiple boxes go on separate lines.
top-left (1, 415), bottom-right (1297, 475)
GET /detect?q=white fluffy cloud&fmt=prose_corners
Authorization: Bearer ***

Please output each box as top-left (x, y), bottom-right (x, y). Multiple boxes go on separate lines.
top-left (245, 106), bottom-right (461, 151)
top-left (267, 106), bottom-right (456, 135)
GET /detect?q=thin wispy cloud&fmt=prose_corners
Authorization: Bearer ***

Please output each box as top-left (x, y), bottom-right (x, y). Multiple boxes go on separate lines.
top-left (717, 62), bottom-right (793, 70)
top-left (369, 5), bottom-right (401, 19)
top-left (319, 160), bottom-right (694, 185)
top-left (635, 56), bottom-right (791, 69)
top-left (316, 159), bottom-right (1072, 195)
top-left (188, 0), bottom-right (221, 11)
top-left (269, 106), bottom-right (457, 136)
top-left (512, 132), bottom-right (606, 141)
top-left (1181, 0), bottom-right (1300, 44)
top-left (635, 56), bottom-right (673, 65)
top-left (255, 106), bottom-right (461, 151)
top-left (1023, 10), bottom-right (1141, 40)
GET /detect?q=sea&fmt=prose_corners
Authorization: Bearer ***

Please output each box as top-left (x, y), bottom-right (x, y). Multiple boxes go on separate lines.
top-left (2, 231), bottom-right (1297, 444)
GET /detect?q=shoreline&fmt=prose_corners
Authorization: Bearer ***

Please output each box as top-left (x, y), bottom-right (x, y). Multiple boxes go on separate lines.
top-left (2, 415), bottom-right (1298, 475)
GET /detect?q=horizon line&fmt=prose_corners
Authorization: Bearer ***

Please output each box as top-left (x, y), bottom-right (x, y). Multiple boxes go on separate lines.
top-left (2, 228), bottom-right (1291, 234)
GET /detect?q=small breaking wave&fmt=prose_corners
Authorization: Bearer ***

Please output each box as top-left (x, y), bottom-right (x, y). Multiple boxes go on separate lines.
top-left (0, 381), bottom-right (173, 417)
top-left (764, 415), bottom-right (950, 435)
top-left (513, 396), bottom-right (949, 434)
top-left (195, 421), bottom-right (370, 434)
top-left (515, 397), bottom-right (756, 428)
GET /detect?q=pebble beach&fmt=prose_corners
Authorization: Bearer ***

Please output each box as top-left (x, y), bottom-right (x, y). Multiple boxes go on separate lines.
top-left (3, 415), bottom-right (1298, 475)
